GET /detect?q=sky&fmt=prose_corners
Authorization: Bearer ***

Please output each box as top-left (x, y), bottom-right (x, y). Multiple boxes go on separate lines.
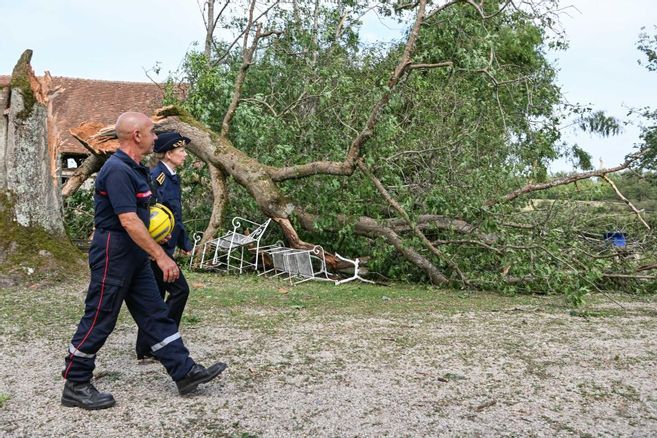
top-left (550, 0), bottom-right (657, 171)
top-left (1, 0), bottom-right (656, 173)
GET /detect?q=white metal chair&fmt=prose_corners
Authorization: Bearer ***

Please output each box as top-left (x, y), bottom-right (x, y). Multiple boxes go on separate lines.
top-left (198, 217), bottom-right (271, 273)
top-left (334, 253), bottom-right (375, 285)
top-left (285, 246), bottom-right (332, 284)
top-left (257, 242), bottom-right (287, 277)
top-left (189, 231), bottom-right (204, 270)
top-left (260, 244), bottom-right (332, 284)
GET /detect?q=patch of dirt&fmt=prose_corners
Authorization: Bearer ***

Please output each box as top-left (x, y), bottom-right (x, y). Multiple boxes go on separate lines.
top-left (1, 285), bottom-right (657, 436)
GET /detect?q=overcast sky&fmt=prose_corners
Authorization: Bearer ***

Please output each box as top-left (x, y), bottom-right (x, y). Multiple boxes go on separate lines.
top-left (1, 0), bottom-right (656, 173)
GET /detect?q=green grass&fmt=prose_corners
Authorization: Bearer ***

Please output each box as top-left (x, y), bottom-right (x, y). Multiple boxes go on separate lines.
top-left (184, 272), bottom-right (563, 314)
top-left (2, 270), bottom-right (656, 341)
top-left (0, 393), bottom-right (10, 408)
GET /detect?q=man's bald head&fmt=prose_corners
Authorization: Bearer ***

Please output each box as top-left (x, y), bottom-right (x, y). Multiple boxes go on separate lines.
top-left (116, 112), bottom-right (152, 142)
top-left (114, 112), bottom-right (157, 161)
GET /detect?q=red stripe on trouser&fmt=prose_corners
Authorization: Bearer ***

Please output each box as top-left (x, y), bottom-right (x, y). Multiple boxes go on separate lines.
top-left (63, 232), bottom-right (111, 379)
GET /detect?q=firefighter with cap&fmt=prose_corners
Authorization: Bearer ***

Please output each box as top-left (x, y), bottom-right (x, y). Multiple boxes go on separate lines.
top-left (61, 112), bottom-right (227, 410)
top-left (135, 131), bottom-right (193, 361)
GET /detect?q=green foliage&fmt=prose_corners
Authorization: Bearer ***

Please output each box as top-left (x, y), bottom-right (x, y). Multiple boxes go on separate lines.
top-left (151, 1), bottom-right (657, 302)
top-left (633, 29), bottom-right (657, 169)
top-left (544, 172), bottom-right (657, 210)
top-left (578, 110), bottom-right (622, 137)
top-left (63, 188), bottom-right (95, 240)
top-left (571, 145), bottom-right (593, 171)
top-left (638, 26), bottom-right (657, 71)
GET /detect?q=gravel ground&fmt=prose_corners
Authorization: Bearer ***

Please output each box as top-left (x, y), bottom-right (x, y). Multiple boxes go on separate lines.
top-left (1, 280), bottom-right (657, 437)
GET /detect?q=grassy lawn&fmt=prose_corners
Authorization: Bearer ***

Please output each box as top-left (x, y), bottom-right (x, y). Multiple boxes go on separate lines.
top-left (2, 271), bottom-right (656, 340)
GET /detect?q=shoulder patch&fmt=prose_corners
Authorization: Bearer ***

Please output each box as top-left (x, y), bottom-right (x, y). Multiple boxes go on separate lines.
top-left (155, 172), bottom-right (166, 185)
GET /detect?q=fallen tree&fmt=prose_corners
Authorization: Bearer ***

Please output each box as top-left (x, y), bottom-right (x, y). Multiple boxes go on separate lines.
top-left (60, 0), bottom-right (656, 302)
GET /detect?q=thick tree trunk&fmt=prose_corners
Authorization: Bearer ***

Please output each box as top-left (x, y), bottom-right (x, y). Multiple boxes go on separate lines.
top-left (1, 50), bottom-right (64, 234)
top-left (0, 50), bottom-right (83, 286)
top-left (0, 86), bottom-right (9, 189)
top-left (202, 164), bottom-right (228, 242)
top-left (156, 114), bottom-right (294, 218)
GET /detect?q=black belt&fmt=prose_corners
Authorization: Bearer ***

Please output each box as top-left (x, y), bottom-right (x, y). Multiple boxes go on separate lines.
top-left (95, 227), bottom-right (126, 233)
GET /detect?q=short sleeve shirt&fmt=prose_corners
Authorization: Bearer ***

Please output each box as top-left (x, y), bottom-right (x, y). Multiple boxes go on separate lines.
top-left (94, 149), bottom-right (154, 231)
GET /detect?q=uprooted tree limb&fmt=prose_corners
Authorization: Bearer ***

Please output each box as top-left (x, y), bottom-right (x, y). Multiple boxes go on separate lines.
top-left (64, 0), bottom-right (462, 278)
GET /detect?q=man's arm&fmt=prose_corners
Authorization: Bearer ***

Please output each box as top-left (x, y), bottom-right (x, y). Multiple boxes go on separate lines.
top-left (118, 212), bottom-right (179, 282)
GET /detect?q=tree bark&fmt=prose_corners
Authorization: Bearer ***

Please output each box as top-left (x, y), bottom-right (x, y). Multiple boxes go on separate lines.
top-left (204, 0), bottom-right (215, 60)
top-left (202, 163), bottom-right (228, 242)
top-left (1, 50), bottom-right (64, 234)
top-left (353, 217), bottom-right (448, 284)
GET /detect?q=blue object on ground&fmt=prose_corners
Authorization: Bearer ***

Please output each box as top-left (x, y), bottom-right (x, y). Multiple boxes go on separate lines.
top-left (603, 232), bottom-right (626, 247)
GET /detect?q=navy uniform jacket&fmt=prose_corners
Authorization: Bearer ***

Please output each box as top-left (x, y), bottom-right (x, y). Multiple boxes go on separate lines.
top-left (151, 161), bottom-right (192, 257)
top-left (95, 149), bottom-right (153, 233)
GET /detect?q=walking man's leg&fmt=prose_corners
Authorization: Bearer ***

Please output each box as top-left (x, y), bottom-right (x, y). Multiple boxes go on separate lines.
top-left (126, 261), bottom-right (226, 394)
top-left (61, 232), bottom-right (127, 410)
top-left (135, 262), bottom-right (189, 359)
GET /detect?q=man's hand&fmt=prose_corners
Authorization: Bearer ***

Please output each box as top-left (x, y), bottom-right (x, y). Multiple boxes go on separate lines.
top-left (155, 253), bottom-right (179, 282)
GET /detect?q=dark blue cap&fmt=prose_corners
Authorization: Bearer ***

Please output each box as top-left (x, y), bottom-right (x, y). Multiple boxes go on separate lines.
top-left (154, 131), bottom-right (191, 153)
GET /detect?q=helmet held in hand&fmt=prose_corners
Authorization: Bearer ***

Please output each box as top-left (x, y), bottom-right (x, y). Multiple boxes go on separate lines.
top-left (149, 203), bottom-right (175, 243)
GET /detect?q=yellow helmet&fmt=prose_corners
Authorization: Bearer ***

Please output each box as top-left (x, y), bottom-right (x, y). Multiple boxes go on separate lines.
top-left (149, 203), bottom-right (175, 243)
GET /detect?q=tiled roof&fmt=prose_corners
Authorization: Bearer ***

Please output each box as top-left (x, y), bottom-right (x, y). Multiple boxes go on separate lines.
top-left (50, 77), bottom-right (169, 154)
top-left (0, 74), bottom-right (185, 155)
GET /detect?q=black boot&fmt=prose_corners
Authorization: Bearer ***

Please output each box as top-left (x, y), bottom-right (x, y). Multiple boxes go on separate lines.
top-left (137, 350), bottom-right (159, 363)
top-left (61, 380), bottom-right (116, 410)
top-left (176, 362), bottom-right (227, 395)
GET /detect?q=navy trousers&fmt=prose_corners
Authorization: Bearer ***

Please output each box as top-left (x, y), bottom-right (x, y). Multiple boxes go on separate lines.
top-left (63, 230), bottom-right (195, 382)
top-left (135, 262), bottom-right (190, 358)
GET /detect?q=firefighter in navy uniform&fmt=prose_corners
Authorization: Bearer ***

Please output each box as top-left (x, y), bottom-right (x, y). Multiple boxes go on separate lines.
top-left (135, 132), bottom-right (193, 361)
top-left (62, 112), bottom-right (227, 410)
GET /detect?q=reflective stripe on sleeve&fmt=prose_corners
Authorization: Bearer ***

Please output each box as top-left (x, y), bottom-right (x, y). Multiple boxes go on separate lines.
top-left (68, 344), bottom-right (95, 359)
top-left (151, 332), bottom-right (181, 352)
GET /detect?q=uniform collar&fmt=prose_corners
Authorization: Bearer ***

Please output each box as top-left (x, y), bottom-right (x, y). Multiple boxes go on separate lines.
top-left (161, 161), bottom-right (176, 176)
top-left (115, 149), bottom-right (148, 171)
